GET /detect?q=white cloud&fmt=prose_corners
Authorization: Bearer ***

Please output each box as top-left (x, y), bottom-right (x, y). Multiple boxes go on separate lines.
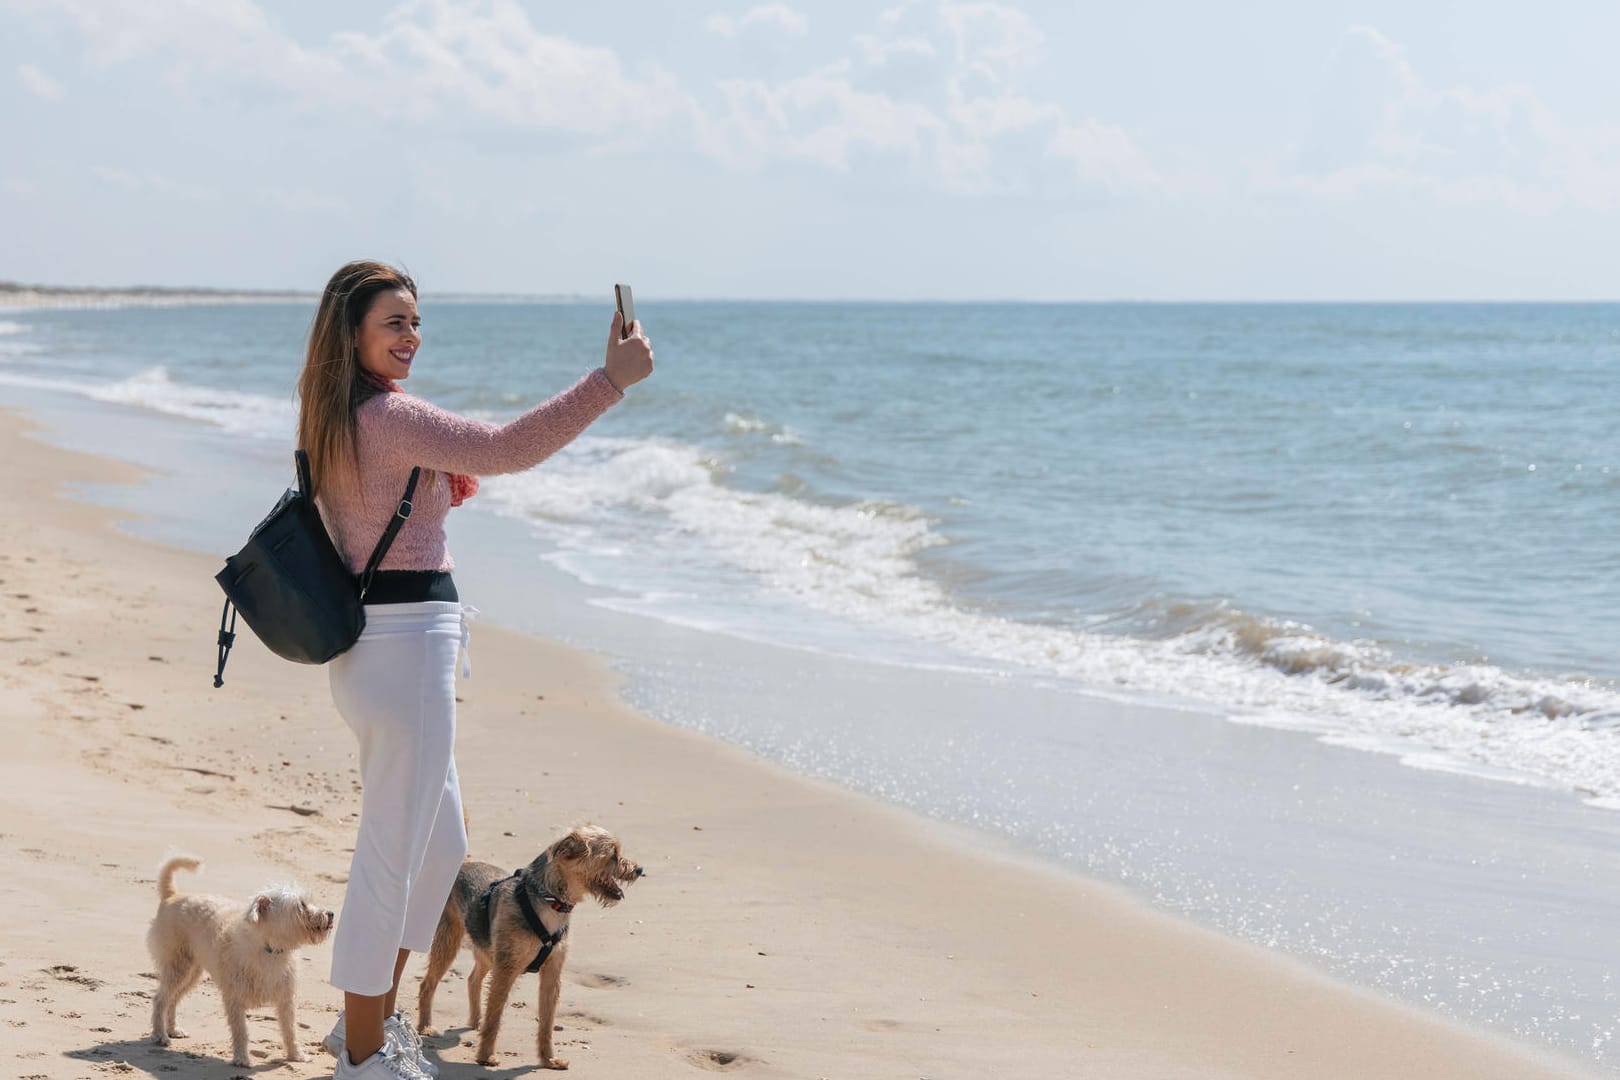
top-left (8, 0), bottom-right (310, 74)
top-left (17, 63), bottom-right (63, 100)
top-left (13, 0), bottom-right (694, 139)
top-left (1260, 25), bottom-right (1620, 212)
top-left (938, 3), bottom-right (1045, 88)
top-left (1048, 119), bottom-right (1166, 193)
top-left (703, 73), bottom-right (945, 170)
top-left (854, 32), bottom-right (936, 67)
top-left (14, 0), bottom-right (1161, 200)
top-left (705, 2), bottom-right (1161, 196)
top-left (328, 2), bottom-right (693, 138)
top-left (705, 4), bottom-right (809, 39)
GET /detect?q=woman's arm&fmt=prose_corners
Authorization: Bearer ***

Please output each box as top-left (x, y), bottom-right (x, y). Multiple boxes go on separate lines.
top-left (363, 313), bottom-right (654, 477)
top-left (362, 368), bottom-right (623, 477)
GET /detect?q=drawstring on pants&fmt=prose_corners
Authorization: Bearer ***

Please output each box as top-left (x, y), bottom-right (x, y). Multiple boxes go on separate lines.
top-left (458, 605), bottom-right (478, 678)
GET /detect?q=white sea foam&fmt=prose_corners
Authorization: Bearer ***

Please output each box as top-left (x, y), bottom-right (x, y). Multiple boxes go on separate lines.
top-left (88, 367), bottom-right (294, 440)
top-left (0, 321), bottom-right (26, 335)
top-left (476, 433), bottom-right (1620, 806)
top-left (0, 366), bottom-right (293, 440)
top-left (723, 410), bottom-right (802, 444)
top-left (0, 370), bottom-right (102, 395)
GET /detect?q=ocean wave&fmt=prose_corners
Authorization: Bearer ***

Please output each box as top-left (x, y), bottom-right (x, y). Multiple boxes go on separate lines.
top-left (0, 321), bottom-right (26, 335)
top-left (479, 436), bottom-right (944, 602)
top-left (0, 366), bottom-right (293, 440)
top-left (476, 433), bottom-right (1620, 805)
top-left (723, 411), bottom-right (803, 444)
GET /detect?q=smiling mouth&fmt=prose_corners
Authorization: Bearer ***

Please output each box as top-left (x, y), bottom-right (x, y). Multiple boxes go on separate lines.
top-left (390, 349), bottom-right (414, 364)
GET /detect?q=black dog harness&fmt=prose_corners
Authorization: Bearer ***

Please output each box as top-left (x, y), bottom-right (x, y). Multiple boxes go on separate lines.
top-left (480, 861), bottom-right (575, 974)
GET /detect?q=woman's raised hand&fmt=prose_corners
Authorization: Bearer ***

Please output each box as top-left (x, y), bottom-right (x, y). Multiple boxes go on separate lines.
top-left (604, 312), bottom-right (654, 391)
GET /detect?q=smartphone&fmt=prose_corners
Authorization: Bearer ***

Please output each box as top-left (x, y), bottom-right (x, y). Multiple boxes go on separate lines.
top-left (614, 284), bottom-right (635, 340)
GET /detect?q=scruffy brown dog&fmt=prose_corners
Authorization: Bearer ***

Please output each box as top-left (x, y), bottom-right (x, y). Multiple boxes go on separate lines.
top-left (146, 855), bottom-right (334, 1066)
top-left (417, 825), bottom-right (643, 1069)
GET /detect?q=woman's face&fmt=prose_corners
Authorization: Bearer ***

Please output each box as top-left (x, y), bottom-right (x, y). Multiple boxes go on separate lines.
top-left (354, 288), bottom-right (421, 382)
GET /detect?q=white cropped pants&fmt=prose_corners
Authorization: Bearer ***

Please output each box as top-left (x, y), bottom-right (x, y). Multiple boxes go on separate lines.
top-left (328, 601), bottom-right (472, 996)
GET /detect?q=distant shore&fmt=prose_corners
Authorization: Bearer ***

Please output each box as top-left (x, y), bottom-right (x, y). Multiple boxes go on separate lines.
top-left (0, 281), bottom-right (314, 309)
top-left (0, 281), bottom-right (594, 309)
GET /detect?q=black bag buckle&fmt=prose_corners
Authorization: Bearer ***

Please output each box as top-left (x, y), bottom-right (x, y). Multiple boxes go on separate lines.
top-left (213, 598), bottom-right (239, 688)
top-left (396, 499), bottom-right (413, 520)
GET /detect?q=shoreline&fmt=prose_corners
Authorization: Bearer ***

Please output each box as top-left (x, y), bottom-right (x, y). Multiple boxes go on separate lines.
top-left (0, 285), bottom-right (315, 310)
top-left (0, 405), bottom-right (1597, 1079)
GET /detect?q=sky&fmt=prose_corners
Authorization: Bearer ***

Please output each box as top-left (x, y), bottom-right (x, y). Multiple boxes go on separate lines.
top-left (3, 0), bottom-right (1619, 301)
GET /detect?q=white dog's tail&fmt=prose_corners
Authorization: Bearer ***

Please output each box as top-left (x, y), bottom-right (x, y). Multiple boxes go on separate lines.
top-left (156, 856), bottom-right (202, 902)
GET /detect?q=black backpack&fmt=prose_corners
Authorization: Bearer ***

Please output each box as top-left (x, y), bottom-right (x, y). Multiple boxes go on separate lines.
top-left (212, 450), bottom-right (419, 687)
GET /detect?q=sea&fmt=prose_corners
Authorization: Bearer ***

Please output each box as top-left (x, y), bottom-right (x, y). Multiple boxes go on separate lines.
top-left (2, 299), bottom-right (1617, 1071)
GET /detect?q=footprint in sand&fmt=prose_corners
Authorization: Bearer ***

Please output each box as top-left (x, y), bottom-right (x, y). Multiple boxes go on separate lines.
top-left (559, 1010), bottom-right (611, 1029)
top-left (573, 973), bottom-right (628, 989)
top-left (684, 1048), bottom-right (756, 1071)
top-left (861, 1018), bottom-right (903, 1032)
top-left (44, 964), bottom-right (103, 991)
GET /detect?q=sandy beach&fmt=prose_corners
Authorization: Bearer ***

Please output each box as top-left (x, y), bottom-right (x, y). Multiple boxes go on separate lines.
top-left (0, 404), bottom-right (1593, 1080)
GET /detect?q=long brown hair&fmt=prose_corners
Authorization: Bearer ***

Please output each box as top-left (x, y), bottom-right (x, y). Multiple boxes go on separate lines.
top-left (296, 260), bottom-right (417, 501)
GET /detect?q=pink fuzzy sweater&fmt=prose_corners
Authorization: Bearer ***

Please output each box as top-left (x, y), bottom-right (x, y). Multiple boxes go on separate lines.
top-left (320, 368), bottom-right (623, 574)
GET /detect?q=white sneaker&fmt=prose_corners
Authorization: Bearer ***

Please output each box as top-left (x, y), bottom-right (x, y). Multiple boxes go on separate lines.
top-left (388, 1012), bottom-right (438, 1079)
top-left (324, 1011), bottom-right (438, 1079)
top-left (332, 1034), bottom-right (428, 1080)
top-left (322, 1012), bottom-right (346, 1059)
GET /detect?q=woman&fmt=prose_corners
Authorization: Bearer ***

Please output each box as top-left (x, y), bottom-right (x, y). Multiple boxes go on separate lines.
top-left (296, 261), bottom-right (653, 1079)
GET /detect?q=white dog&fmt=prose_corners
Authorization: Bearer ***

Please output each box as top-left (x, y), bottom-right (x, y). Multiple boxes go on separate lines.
top-left (146, 855), bottom-right (334, 1066)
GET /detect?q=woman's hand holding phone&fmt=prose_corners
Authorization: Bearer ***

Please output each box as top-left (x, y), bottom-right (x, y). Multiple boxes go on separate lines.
top-left (604, 308), bottom-right (654, 392)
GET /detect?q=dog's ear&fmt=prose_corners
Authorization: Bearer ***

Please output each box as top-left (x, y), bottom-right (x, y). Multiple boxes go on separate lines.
top-left (554, 831), bottom-right (589, 861)
top-left (248, 895), bottom-right (272, 923)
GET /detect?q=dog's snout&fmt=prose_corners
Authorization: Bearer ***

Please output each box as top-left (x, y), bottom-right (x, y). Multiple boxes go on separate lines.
top-left (634, 866), bottom-right (645, 878)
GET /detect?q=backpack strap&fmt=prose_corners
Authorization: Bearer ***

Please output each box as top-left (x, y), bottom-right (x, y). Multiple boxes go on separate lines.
top-left (357, 465), bottom-right (422, 602)
top-left (293, 449), bottom-right (422, 602)
top-left (295, 448), bottom-right (315, 501)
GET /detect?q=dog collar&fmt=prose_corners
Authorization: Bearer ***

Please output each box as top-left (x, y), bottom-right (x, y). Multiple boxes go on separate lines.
top-left (514, 858), bottom-right (575, 914)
